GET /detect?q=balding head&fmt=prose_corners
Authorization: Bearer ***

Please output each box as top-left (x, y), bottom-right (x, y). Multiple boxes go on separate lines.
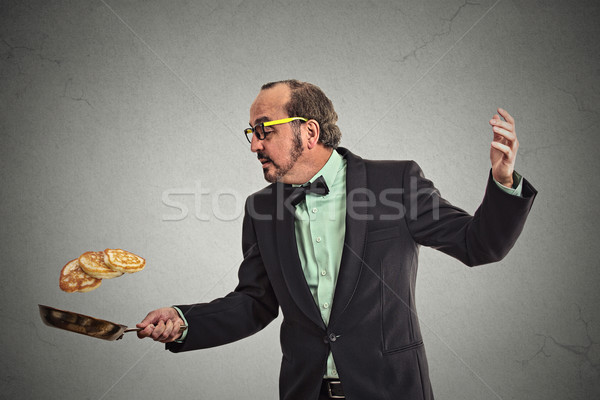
top-left (260, 80), bottom-right (342, 148)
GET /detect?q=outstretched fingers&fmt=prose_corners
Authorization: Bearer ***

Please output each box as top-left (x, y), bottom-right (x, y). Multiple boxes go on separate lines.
top-left (488, 108), bottom-right (519, 186)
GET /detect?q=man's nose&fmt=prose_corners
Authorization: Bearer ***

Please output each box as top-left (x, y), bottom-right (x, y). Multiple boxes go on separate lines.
top-left (250, 134), bottom-right (263, 153)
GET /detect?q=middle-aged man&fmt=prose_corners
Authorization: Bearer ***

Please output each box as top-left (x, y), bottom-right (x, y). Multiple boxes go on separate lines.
top-left (138, 80), bottom-right (537, 399)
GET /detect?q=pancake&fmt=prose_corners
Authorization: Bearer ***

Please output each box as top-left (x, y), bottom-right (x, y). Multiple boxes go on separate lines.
top-left (59, 259), bottom-right (102, 293)
top-left (103, 248), bottom-right (145, 273)
top-left (78, 251), bottom-right (123, 279)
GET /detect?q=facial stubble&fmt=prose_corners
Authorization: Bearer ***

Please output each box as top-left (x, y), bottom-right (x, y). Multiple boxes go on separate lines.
top-left (261, 125), bottom-right (304, 183)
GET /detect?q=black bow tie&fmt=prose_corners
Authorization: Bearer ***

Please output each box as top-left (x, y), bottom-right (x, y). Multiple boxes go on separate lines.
top-left (286, 175), bottom-right (330, 206)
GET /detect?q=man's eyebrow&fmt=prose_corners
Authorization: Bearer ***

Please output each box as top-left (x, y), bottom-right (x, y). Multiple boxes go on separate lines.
top-left (250, 116), bottom-right (270, 126)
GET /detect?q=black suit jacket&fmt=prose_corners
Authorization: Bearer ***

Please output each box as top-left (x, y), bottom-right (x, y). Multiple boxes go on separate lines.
top-left (167, 148), bottom-right (537, 399)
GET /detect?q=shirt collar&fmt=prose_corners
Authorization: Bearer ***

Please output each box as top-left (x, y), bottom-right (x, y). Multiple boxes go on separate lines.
top-left (294, 150), bottom-right (343, 188)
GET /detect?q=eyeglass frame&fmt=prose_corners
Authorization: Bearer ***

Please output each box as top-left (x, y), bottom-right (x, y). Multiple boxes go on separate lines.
top-left (244, 117), bottom-right (308, 143)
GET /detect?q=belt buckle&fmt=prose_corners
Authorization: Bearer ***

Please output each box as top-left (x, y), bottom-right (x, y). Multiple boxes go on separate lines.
top-left (327, 380), bottom-right (344, 399)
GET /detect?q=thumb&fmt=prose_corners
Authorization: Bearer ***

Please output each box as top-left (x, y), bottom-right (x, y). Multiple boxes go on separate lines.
top-left (137, 311), bottom-right (159, 328)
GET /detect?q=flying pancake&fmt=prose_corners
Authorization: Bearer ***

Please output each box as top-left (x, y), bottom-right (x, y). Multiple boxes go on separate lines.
top-left (78, 251), bottom-right (124, 279)
top-left (103, 248), bottom-right (145, 273)
top-left (59, 259), bottom-right (102, 293)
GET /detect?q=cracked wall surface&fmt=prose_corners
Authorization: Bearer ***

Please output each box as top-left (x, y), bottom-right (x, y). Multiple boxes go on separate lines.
top-left (1, 0), bottom-right (599, 399)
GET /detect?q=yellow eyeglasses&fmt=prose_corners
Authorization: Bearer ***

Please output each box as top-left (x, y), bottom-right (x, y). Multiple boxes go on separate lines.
top-left (244, 117), bottom-right (307, 143)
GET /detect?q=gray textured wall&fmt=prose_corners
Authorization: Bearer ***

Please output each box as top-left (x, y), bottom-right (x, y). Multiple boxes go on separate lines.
top-left (1, 1), bottom-right (599, 399)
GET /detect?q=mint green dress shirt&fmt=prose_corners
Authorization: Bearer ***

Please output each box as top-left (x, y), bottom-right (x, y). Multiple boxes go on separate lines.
top-left (293, 150), bottom-right (347, 378)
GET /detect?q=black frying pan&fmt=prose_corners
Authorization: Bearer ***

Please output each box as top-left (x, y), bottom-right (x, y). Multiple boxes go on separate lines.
top-left (39, 304), bottom-right (186, 341)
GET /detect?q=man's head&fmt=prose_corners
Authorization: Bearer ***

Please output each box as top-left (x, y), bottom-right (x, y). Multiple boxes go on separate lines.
top-left (248, 80), bottom-right (341, 184)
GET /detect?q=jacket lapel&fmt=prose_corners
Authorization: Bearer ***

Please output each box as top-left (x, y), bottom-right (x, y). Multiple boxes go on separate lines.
top-left (274, 182), bottom-right (326, 330)
top-left (329, 148), bottom-right (368, 328)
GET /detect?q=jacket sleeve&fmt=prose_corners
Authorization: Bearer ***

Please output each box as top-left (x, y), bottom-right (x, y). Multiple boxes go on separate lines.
top-left (403, 161), bottom-right (537, 266)
top-left (166, 199), bottom-right (279, 353)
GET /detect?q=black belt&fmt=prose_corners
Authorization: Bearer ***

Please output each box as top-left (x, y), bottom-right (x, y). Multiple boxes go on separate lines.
top-left (321, 379), bottom-right (345, 398)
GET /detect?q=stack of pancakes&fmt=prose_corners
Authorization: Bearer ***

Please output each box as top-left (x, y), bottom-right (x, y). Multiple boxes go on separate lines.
top-left (59, 249), bottom-right (145, 293)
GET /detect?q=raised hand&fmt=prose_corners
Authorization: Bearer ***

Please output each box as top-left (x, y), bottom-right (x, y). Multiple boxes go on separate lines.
top-left (489, 108), bottom-right (519, 187)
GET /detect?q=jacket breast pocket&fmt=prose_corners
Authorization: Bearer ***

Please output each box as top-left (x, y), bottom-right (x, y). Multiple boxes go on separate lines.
top-left (367, 226), bottom-right (402, 244)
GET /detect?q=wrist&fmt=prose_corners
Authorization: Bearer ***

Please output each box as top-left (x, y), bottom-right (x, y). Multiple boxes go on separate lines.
top-left (493, 170), bottom-right (522, 189)
top-left (498, 177), bottom-right (514, 188)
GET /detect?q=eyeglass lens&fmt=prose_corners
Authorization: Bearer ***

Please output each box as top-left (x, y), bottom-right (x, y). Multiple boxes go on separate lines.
top-left (245, 124), bottom-right (267, 142)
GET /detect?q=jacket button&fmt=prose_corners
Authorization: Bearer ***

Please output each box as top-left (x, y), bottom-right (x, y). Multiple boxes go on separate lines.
top-left (329, 333), bottom-right (337, 342)
top-left (323, 336), bottom-right (329, 344)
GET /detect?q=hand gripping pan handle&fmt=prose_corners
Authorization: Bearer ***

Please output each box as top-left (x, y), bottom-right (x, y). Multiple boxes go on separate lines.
top-left (39, 304), bottom-right (186, 341)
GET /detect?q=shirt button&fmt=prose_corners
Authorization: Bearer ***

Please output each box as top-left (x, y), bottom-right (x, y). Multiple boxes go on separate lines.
top-left (332, 370), bottom-right (337, 375)
top-left (321, 270), bottom-right (327, 276)
top-left (312, 208), bottom-right (318, 213)
top-left (316, 237), bottom-right (322, 243)
top-left (323, 302), bottom-right (329, 309)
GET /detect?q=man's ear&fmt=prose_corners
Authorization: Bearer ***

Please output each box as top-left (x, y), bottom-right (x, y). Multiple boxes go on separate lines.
top-left (305, 119), bottom-right (320, 149)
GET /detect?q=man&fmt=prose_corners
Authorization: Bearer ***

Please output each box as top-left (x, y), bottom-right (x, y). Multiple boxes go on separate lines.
top-left (138, 80), bottom-right (537, 399)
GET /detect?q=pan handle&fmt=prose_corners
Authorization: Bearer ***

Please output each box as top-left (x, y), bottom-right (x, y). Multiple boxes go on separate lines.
top-left (123, 325), bottom-right (187, 334)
